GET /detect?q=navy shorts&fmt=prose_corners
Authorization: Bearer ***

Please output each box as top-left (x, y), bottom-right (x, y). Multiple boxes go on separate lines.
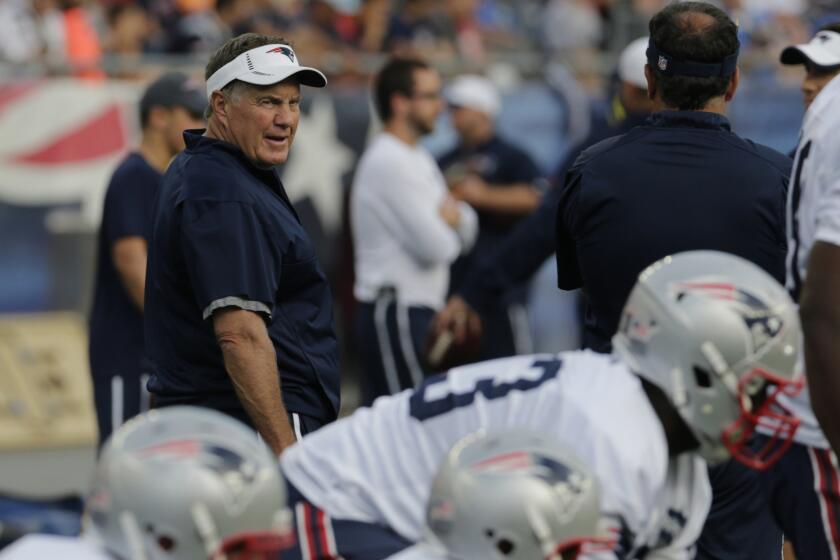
top-left (282, 479), bottom-right (412, 560)
top-left (758, 436), bottom-right (840, 560)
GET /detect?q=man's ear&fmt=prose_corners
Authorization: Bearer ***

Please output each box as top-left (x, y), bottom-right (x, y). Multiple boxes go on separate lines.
top-left (645, 64), bottom-right (657, 101)
top-left (391, 92), bottom-right (409, 119)
top-left (724, 67), bottom-right (740, 102)
top-left (209, 90), bottom-right (229, 122)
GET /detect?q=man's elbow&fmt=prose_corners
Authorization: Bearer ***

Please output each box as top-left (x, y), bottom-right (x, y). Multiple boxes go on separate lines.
top-left (213, 309), bottom-right (268, 351)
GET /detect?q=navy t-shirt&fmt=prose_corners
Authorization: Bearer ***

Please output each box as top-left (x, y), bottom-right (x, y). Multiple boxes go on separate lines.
top-left (439, 136), bottom-right (546, 301)
top-left (556, 111), bottom-right (790, 353)
top-left (89, 153), bottom-right (161, 379)
top-left (144, 131), bottom-right (340, 424)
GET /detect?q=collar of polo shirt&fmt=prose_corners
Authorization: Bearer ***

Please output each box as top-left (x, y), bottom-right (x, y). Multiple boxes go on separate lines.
top-left (205, 44), bottom-right (327, 100)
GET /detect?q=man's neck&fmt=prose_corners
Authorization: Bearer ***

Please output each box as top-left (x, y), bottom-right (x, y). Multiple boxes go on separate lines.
top-left (653, 96), bottom-right (727, 115)
top-left (638, 376), bottom-right (700, 458)
top-left (461, 128), bottom-right (493, 149)
top-left (384, 121), bottom-right (419, 146)
top-left (138, 134), bottom-right (173, 174)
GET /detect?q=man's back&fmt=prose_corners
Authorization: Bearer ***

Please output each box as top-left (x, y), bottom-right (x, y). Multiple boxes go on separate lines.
top-left (281, 350), bottom-right (710, 557)
top-left (556, 111), bottom-right (790, 352)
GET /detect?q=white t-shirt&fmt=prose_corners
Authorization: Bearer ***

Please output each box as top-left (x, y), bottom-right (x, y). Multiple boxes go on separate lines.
top-left (779, 73), bottom-right (840, 449)
top-left (351, 132), bottom-right (478, 309)
top-left (0, 535), bottom-right (111, 560)
top-left (282, 351), bottom-right (711, 559)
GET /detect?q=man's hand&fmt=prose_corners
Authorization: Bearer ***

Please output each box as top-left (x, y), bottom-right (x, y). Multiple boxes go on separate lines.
top-left (433, 296), bottom-right (482, 345)
top-left (450, 174), bottom-right (489, 207)
top-left (425, 296), bottom-right (483, 371)
top-left (439, 196), bottom-right (462, 229)
top-left (213, 307), bottom-right (297, 455)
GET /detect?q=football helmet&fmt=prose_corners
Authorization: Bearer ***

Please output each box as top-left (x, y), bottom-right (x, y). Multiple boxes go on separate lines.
top-left (85, 406), bottom-right (293, 560)
top-left (426, 431), bottom-right (614, 560)
top-left (612, 250), bottom-right (803, 470)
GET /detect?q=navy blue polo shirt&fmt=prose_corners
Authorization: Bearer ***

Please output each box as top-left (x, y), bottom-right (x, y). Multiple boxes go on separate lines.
top-left (556, 111), bottom-right (790, 353)
top-left (144, 130), bottom-right (340, 423)
top-left (439, 136), bottom-right (546, 300)
top-left (89, 153), bottom-right (160, 380)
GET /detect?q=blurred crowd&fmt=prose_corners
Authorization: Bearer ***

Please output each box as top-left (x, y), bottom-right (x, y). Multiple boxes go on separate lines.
top-left (1, 0), bottom-right (838, 80)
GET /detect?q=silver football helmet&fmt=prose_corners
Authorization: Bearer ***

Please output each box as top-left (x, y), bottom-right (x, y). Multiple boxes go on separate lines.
top-left (612, 250), bottom-right (803, 470)
top-left (426, 431), bottom-right (614, 560)
top-left (85, 406), bottom-right (293, 560)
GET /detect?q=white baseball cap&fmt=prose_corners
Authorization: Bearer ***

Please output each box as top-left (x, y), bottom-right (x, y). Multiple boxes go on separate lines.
top-left (618, 36), bottom-right (649, 89)
top-left (445, 75), bottom-right (501, 117)
top-left (781, 30), bottom-right (840, 69)
top-left (206, 43), bottom-right (327, 100)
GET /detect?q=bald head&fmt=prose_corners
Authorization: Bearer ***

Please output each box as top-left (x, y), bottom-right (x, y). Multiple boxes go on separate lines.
top-left (647, 1), bottom-right (740, 111)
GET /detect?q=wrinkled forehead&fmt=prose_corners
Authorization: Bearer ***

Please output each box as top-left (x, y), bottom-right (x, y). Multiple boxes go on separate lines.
top-left (237, 78), bottom-right (302, 98)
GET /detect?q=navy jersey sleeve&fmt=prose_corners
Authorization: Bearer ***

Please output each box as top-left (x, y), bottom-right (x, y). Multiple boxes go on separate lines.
top-left (555, 161), bottom-right (583, 290)
top-left (101, 160), bottom-right (158, 245)
top-left (180, 200), bottom-right (279, 319)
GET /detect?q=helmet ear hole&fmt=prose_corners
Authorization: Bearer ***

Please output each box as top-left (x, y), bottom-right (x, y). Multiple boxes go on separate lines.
top-left (157, 534), bottom-right (176, 551)
top-left (496, 537), bottom-right (515, 555)
top-left (484, 529), bottom-right (516, 556)
top-left (693, 366), bottom-right (713, 388)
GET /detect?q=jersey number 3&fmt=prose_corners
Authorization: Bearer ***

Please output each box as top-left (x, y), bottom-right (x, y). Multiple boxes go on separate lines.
top-left (409, 358), bottom-right (562, 421)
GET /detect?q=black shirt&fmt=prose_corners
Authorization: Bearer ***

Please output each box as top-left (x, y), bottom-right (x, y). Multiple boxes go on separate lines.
top-left (556, 111), bottom-right (790, 352)
top-left (89, 153), bottom-right (160, 379)
top-left (145, 131), bottom-right (340, 424)
top-left (439, 136), bottom-right (546, 302)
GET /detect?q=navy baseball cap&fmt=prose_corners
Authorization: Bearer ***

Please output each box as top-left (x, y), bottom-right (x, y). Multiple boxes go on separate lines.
top-left (140, 72), bottom-right (207, 119)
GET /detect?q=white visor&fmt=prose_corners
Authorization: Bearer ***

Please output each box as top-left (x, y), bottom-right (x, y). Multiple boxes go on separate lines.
top-left (206, 44), bottom-right (327, 99)
top-left (780, 30), bottom-right (840, 69)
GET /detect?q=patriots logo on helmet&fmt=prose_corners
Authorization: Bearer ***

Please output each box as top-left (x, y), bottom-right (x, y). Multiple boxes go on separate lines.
top-left (266, 45), bottom-right (296, 64)
top-left (470, 451), bottom-right (592, 522)
top-left (137, 439), bottom-right (258, 513)
top-left (673, 282), bottom-right (784, 352)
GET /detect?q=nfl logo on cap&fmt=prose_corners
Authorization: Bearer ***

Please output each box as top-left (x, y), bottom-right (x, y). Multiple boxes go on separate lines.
top-left (658, 55), bottom-right (668, 71)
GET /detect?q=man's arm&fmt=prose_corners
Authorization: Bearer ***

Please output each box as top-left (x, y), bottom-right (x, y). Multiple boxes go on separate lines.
top-left (213, 307), bottom-right (296, 455)
top-left (800, 240), bottom-right (840, 454)
top-left (112, 236), bottom-right (147, 311)
top-left (450, 175), bottom-right (541, 216)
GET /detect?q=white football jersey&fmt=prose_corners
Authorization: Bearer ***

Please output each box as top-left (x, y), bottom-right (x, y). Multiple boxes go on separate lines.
top-left (780, 73), bottom-right (840, 449)
top-left (282, 351), bottom-right (711, 559)
top-left (0, 534), bottom-right (111, 560)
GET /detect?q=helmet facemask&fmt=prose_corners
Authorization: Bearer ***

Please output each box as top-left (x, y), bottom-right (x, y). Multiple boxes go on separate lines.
top-left (719, 366), bottom-right (802, 471)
